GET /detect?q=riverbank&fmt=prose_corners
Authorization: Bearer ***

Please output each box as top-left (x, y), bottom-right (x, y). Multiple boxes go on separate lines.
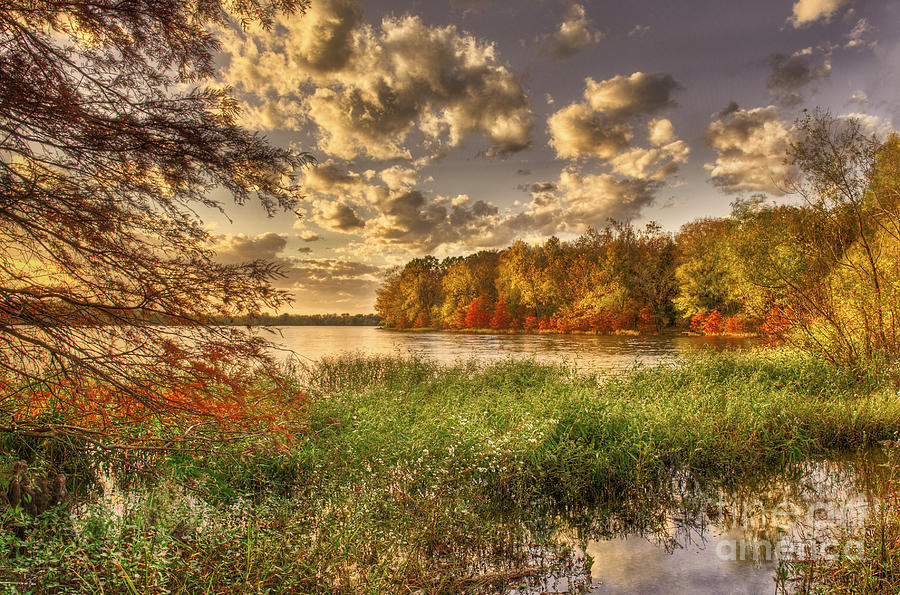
top-left (2, 350), bottom-right (899, 592)
top-left (376, 325), bottom-right (759, 338)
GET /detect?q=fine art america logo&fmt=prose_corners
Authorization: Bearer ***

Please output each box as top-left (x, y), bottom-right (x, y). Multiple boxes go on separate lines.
top-left (709, 493), bottom-right (870, 562)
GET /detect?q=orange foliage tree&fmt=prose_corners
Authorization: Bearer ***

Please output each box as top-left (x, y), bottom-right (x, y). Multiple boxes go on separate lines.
top-left (464, 297), bottom-right (492, 329)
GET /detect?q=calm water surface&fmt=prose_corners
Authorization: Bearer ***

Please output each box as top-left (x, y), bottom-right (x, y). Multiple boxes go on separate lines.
top-left (263, 326), bottom-right (756, 373)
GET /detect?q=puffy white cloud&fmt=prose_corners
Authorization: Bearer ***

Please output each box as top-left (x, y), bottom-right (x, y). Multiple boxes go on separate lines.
top-left (789, 0), bottom-right (850, 27)
top-left (845, 18), bottom-right (875, 49)
top-left (556, 169), bottom-right (661, 227)
top-left (548, 73), bottom-right (688, 183)
top-left (219, 0), bottom-right (533, 160)
top-left (378, 165), bottom-right (418, 189)
top-left (839, 112), bottom-right (894, 138)
top-left (609, 141), bottom-right (689, 180)
top-left (509, 168), bottom-right (661, 235)
top-left (705, 107), bottom-right (894, 196)
top-left (364, 190), bottom-right (502, 252)
top-left (548, 4), bottom-right (604, 59)
top-left (302, 160), bottom-right (366, 195)
top-left (704, 105), bottom-right (797, 195)
top-left (548, 104), bottom-right (632, 160)
top-left (648, 118), bottom-right (675, 146)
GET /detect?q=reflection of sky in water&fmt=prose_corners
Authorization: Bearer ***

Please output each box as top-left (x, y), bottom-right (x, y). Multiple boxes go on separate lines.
top-left (564, 453), bottom-right (886, 594)
top-left (260, 326), bottom-right (756, 374)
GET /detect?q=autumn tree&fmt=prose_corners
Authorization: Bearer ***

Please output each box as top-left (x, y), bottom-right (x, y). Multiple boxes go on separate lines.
top-left (375, 257), bottom-right (443, 328)
top-left (0, 0), bottom-right (314, 431)
top-left (673, 217), bottom-right (741, 318)
top-left (489, 297), bottom-right (511, 329)
top-left (783, 110), bottom-right (900, 363)
top-left (438, 251), bottom-right (498, 327)
top-left (496, 240), bottom-right (551, 323)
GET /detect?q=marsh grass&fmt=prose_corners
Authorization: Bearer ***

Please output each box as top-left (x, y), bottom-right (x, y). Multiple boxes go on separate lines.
top-left (2, 350), bottom-right (899, 593)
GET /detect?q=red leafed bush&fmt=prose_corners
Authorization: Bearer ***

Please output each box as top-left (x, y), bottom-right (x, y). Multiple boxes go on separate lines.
top-left (490, 297), bottom-right (512, 329)
top-left (464, 296), bottom-right (492, 329)
top-left (590, 312), bottom-right (614, 333)
top-left (702, 309), bottom-right (723, 334)
top-left (690, 312), bottom-right (706, 334)
top-left (760, 305), bottom-right (793, 337)
top-left (723, 314), bottom-right (748, 334)
top-left (612, 310), bottom-right (636, 331)
top-left (637, 306), bottom-right (659, 333)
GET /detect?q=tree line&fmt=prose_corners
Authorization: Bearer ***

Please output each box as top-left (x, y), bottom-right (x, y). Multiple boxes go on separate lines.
top-left (220, 313), bottom-right (382, 326)
top-left (377, 113), bottom-right (900, 367)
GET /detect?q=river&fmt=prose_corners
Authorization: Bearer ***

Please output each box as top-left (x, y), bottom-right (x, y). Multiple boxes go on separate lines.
top-left (262, 326), bottom-right (757, 373)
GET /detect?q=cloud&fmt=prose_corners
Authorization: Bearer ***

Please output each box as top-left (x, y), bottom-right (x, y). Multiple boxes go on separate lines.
top-left (628, 25), bottom-right (650, 37)
top-left (508, 169), bottom-right (662, 235)
top-left (220, 0), bottom-right (534, 160)
top-left (518, 181), bottom-right (558, 193)
top-left (716, 101), bottom-right (741, 119)
top-left (767, 48), bottom-right (831, 107)
top-left (548, 73), bottom-right (682, 163)
top-left (556, 170), bottom-right (661, 226)
top-left (547, 4), bottom-right (604, 59)
top-left (840, 112), bottom-right (894, 138)
top-left (609, 141), bottom-right (689, 181)
top-left (299, 232), bottom-right (322, 242)
top-left (303, 160), bottom-right (366, 195)
top-left (313, 201), bottom-right (366, 232)
top-left (845, 18), bottom-right (875, 49)
top-left (548, 73), bottom-right (688, 182)
top-left (789, 0), bottom-right (850, 28)
top-left (364, 190), bottom-right (502, 252)
top-left (648, 118), bottom-right (675, 146)
top-left (583, 72), bottom-right (680, 119)
top-left (704, 105), bottom-right (797, 195)
top-left (548, 104), bottom-right (633, 159)
top-left (212, 233), bottom-right (289, 265)
top-left (378, 165), bottom-right (418, 189)
top-left (848, 90), bottom-right (868, 105)
top-left (278, 258), bottom-right (386, 312)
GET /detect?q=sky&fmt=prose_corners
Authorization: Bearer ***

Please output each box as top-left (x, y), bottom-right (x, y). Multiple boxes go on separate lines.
top-left (205, 0), bottom-right (900, 314)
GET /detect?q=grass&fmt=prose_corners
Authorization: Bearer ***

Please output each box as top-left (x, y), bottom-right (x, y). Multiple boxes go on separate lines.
top-left (2, 349), bottom-right (900, 593)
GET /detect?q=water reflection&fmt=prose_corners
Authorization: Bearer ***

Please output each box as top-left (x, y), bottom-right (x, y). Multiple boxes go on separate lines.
top-left (519, 449), bottom-right (888, 594)
top-left (262, 326), bottom-right (756, 373)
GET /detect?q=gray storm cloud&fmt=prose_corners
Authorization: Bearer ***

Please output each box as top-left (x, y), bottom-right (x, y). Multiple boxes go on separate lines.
top-left (767, 49), bottom-right (831, 107)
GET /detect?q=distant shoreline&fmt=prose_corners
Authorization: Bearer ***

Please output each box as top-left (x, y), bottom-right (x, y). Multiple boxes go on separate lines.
top-left (376, 326), bottom-right (759, 338)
